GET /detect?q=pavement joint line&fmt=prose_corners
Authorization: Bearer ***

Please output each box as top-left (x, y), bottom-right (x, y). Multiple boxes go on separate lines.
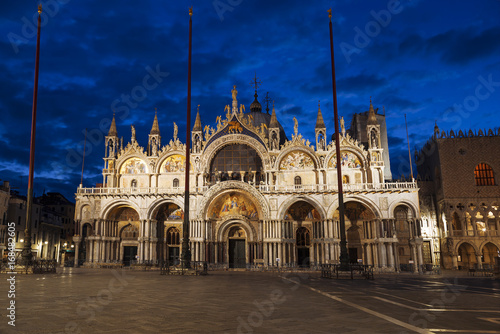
top-left (372, 290), bottom-right (434, 307)
top-left (280, 276), bottom-right (433, 334)
top-left (372, 296), bottom-right (500, 313)
top-left (428, 330), bottom-right (500, 333)
top-left (409, 279), bottom-right (500, 293)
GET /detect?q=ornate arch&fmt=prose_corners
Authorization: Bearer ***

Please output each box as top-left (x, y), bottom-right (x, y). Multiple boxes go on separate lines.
top-left (201, 134), bottom-right (270, 173)
top-left (100, 199), bottom-right (142, 220)
top-left (455, 241), bottom-right (479, 254)
top-left (116, 153), bottom-right (150, 175)
top-left (388, 200), bottom-right (420, 219)
top-left (215, 216), bottom-right (256, 242)
top-left (277, 195), bottom-right (326, 220)
top-left (325, 148), bottom-right (368, 170)
top-left (155, 150), bottom-right (186, 174)
top-left (479, 240), bottom-right (500, 253)
top-left (199, 181), bottom-right (270, 220)
top-left (326, 195), bottom-right (382, 219)
top-left (275, 146), bottom-right (319, 170)
top-left (146, 198), bottom-right (185, 220)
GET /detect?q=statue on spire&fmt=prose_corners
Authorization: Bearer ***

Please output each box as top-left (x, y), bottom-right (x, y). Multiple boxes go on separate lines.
top-left (173, 122), bottom-right (178, 140)
top-left (293, 117), bottom-right (298, 136)
top-left (231, 85), bottom-right (238, 103)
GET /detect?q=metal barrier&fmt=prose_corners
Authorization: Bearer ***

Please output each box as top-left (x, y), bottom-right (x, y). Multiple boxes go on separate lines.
top-left (321, 264), bottom-right (374, 279)
top-left (160, 261), bottom-right (208, 276)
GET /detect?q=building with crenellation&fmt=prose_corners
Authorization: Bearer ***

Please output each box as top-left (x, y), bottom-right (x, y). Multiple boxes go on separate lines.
top-left (416, 124), bottom-right (500, 270)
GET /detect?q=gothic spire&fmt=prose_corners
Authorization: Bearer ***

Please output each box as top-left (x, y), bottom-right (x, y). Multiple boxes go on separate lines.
top-left (315, 101), bottom-right (326, 129)
top-left (108, 112), bottom-right (118, 137)
top-left (367, 97), bottom-right (378, 125)
top-left (193, 106), bottom-right (202, 131)
top-left (150, 108), bottom-right (160, 135)
top-left (269, 101), bottom-right (279, 128)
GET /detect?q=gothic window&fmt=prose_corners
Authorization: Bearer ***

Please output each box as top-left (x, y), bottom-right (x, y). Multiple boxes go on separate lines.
top-left (296, 227), bottom-right (310, 246)
top-left (131, 179), bottom-right (137, 188)
top-left (173, 178), bottom-right (179, 188)
top-left (474, 163), bottom-right (495, 186)
top-left (166, 227), bottom-right (180, 245)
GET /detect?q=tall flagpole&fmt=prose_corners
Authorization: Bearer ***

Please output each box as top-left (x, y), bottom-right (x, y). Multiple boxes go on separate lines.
top-left (328, 9), bottom-right (349, 269)
top-left (405, 114), bottom-right (413, 180)
top-left (182, 7), bottom-right (193, 268)
top-left (22, 4), bottom-right (43, 264)
top-left (80, 128), bottom-right (87, 186)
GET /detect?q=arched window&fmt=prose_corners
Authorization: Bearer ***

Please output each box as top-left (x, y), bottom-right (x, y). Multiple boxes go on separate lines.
top-left (342, 175), bottom-right (349, 184)
top-left (173, 178), bottom-right (179, 188)
top-left (166, 227), bottom-right (180, 245)
top-left (474, 163), bottom-right (495, 186)
top-left (131, 179), bottom-right (137, 188)
top-left (296, 227), bottom-right (310, 246)
top-left (294, 176), bottom-right (302, 189)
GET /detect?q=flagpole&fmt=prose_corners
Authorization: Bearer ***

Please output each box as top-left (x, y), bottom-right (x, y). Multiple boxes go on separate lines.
top-left (405, 114), bottom-right (413, 180)
top-left (182, 7), bottom-right (193, 268)
top-left (80, 128), bottom-right (87, 187)
top-left (328, 9), bottom-right (349, 270)
top-left (22, 5), bottom-right (43, 264)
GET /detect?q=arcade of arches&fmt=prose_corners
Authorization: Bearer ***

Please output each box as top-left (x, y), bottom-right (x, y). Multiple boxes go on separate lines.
top-left (75, 198), bottom-right (425, 271)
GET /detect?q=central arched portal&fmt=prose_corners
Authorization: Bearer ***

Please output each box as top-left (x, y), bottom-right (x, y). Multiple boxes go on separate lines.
top-left (227, 225), bottom-right (247, 268)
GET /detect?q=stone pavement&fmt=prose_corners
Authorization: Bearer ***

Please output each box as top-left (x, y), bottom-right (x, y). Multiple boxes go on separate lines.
top-left (0, 268), bottom-right (499, 333)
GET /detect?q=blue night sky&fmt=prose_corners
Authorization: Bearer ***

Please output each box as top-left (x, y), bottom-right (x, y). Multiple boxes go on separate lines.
top-left (1, 0), bottom-right (499, 201)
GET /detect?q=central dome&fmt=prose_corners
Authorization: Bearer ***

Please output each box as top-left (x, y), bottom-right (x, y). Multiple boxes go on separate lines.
top-left (247, 110), bottom-right (288, 145)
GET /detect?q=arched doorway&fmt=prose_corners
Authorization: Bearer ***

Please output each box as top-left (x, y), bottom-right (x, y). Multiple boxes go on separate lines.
top-left (284, 200), bottom-right (320, 265)
top-left (166, 227), bottom-right (180, 265)
top-left (482, 242), bottom-right (500, 269)
top-left (120, 224), bottom-right (139, 266)
top-left (228, 225), bottom-right (246, 268)
top-left (153, 202), bottom-right (183, 264)
top-left (457, 242), bottom-right (476, 269)
top-left (335, 201), bottom-right (375, 264)
top-left (296, 227), bottom-right (311, 267)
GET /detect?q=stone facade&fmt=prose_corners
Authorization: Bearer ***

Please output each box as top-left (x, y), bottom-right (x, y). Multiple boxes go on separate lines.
top-left (74, 90), bottom-right (424, 271)
top-left (416, 125), bottom-right (500, 269)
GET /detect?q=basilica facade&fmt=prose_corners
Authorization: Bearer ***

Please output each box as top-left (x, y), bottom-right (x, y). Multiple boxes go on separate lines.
top-left (73, 88), bottom-right (426, 271)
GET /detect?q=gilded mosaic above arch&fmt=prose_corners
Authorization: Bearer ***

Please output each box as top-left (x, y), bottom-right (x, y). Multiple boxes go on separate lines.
top-left (328, 151), bottom-right (362, 169)
top-left (280, 151), bottom-right (314, 170)
top-left (160, 154), bottom-right (187, 173)
top-left (208, 192), bottom-right (259, 220)
top-left (120, 158), bottom-right (148, 174)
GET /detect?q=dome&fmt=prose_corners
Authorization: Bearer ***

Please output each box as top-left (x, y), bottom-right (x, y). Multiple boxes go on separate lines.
top-left (249, 95), bottom-right (262, 113)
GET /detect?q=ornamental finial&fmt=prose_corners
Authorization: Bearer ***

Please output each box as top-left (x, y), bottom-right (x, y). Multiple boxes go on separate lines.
top-left (38, 4), bottom-right (42, 14)
top-left (189, 6), bottom-right (193, 16)
top-left (328, 8), bottom-right (332, 20)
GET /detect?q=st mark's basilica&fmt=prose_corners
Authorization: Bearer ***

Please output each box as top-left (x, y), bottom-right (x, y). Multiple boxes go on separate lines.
top-left (73, 86), bottom-right (436, 272)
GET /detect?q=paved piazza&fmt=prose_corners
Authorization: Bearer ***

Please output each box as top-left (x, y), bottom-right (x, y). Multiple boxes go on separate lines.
top-left (1, 268), bottom-right (499, 333)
